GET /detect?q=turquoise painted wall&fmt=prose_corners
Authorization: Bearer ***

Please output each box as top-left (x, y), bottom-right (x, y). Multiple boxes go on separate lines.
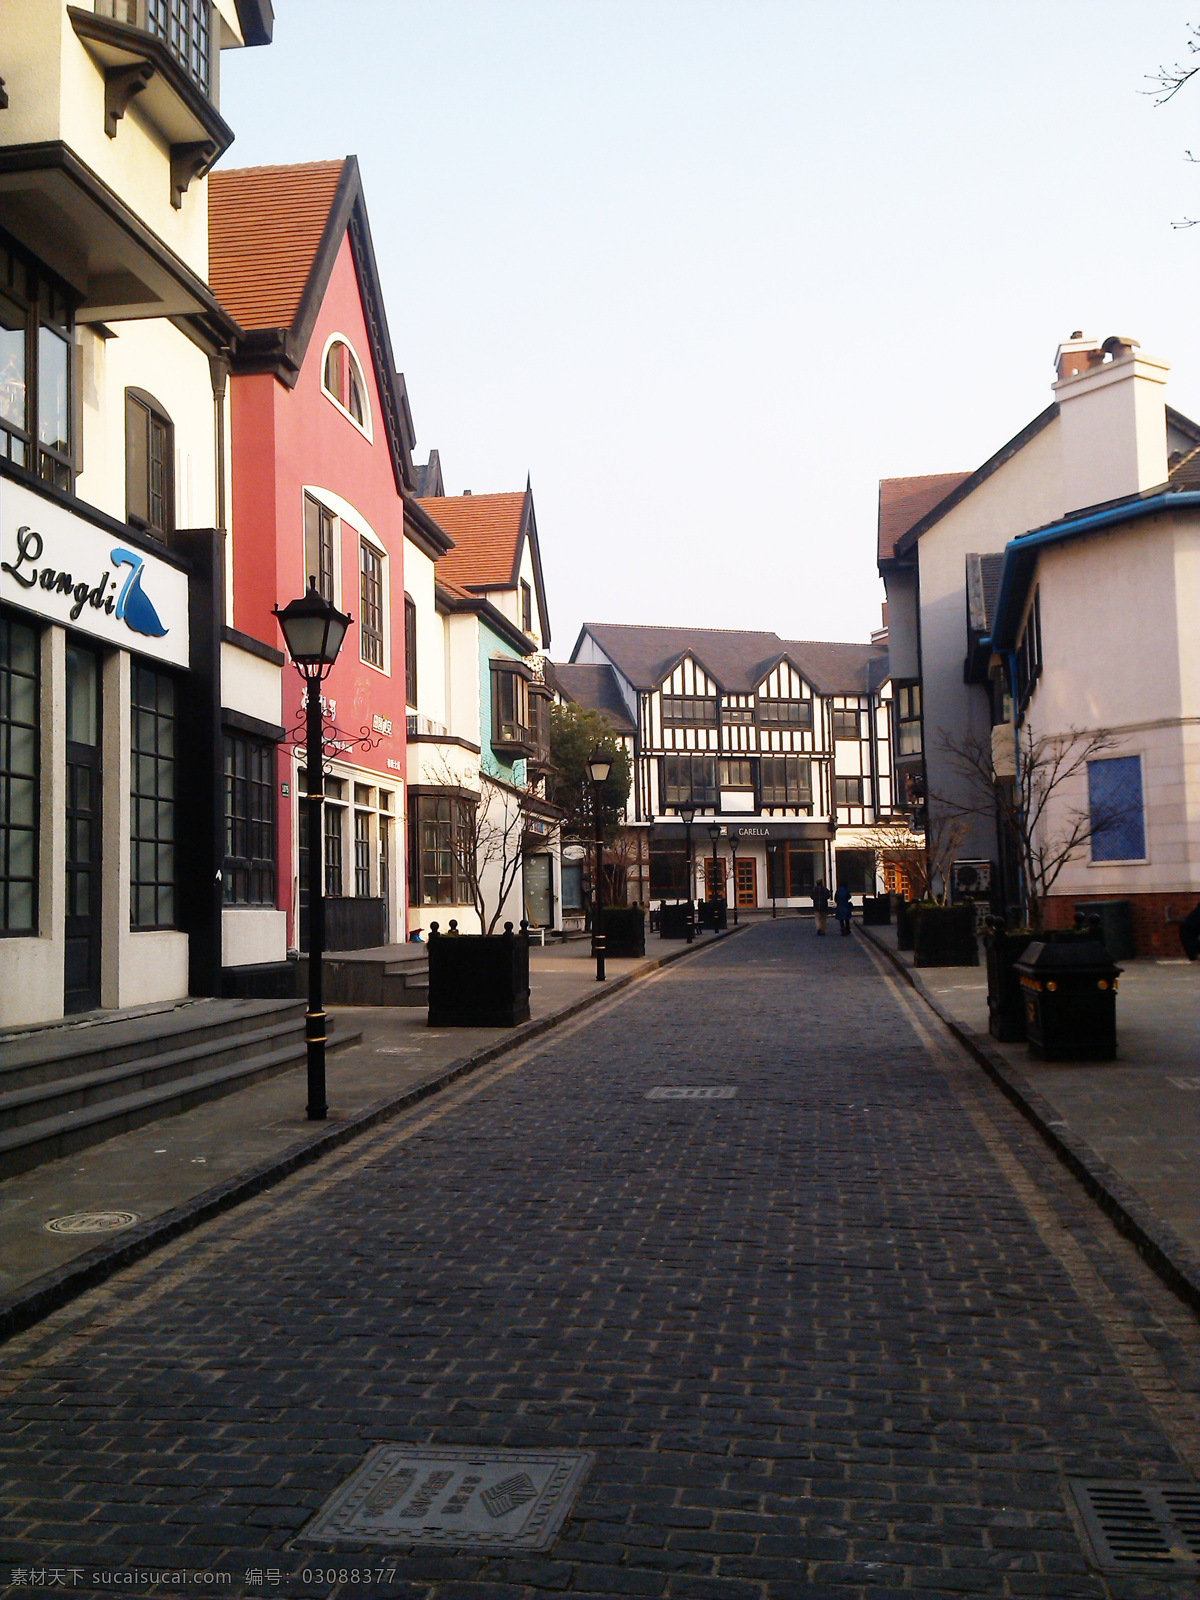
top-left (478, 622), bottom-right (526, 785)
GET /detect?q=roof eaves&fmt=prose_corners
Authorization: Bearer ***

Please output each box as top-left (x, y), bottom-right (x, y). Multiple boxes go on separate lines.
top-left (233, 0), bottom-right (273, 44)
top-left (404, 495), bottom-right (455, 561)
top-left (894, 402), bottom-right (1059, 558)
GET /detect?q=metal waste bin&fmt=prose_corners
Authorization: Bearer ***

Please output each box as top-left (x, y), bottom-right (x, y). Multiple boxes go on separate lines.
top-left (1015, 938), bottom-right (1122, 1061)
top-left (1074, 900), bottom-right (1136, 961)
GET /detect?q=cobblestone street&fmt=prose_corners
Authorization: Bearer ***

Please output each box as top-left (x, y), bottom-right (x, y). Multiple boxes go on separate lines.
top-left (2, 920), bottom-right (1199, 1600)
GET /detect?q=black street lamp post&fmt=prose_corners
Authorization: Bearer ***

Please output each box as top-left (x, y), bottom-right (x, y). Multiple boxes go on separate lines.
top-left (729, 828), bottom-right (739, 925)
top-left (707, 822), bottom-right (722, 929)
top-left (273, 578), bottom-right (352, 1121)
top-left (678, 800), bottom-right (696, 944)
top-left (586, 749), bottom-right (612, 981)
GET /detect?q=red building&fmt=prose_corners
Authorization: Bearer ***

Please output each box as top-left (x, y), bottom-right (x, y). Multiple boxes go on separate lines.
top-left (209, 158), bottom-right (416, 965)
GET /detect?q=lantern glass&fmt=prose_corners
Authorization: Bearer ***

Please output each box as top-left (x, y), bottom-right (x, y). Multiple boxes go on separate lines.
top-left (274, 580), bottom-right (352, 671)
top-left (677, 801), bottom-right (696, 825)
top-left (586, 750), bottom-right (613, 785)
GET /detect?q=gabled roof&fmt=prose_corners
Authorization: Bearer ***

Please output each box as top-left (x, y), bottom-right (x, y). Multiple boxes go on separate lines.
top-left (878, 474), bottom-right (972, 564)
top-left (548, 662), bottom-right (637, 736)
top-left (417, 486), bottom-right (551, 647)
top-left (575, 624), bottom-right (886, 698)
top-left (208, 156), bottom-right (416, 494)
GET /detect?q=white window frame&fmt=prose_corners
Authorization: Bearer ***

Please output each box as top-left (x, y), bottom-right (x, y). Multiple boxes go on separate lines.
top-left (319, 331), bottom-right (373, 442)
top-left (1087, 750), bottom-right (1150, 867)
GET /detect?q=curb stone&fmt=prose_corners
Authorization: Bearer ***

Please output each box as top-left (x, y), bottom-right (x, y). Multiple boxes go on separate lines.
top-left (0, 924), bottom-right (748, 1343)
top-left (859, 922), bottom-right (1200, 1317)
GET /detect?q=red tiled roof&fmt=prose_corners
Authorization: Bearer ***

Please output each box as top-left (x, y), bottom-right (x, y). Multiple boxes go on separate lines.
top-left (417, 492), bottom-right (526, 588)
top-left (877, 473), bottom-right (972, 563)
top-left (208, 160), bottom-right (346, 331)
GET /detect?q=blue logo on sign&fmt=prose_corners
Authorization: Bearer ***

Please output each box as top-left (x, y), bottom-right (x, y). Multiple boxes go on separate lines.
top-left (110, 549), bottom-right (168, 638)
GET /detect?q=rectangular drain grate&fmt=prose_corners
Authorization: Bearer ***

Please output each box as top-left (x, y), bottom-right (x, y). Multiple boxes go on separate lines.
top-left (1067, 1478), bottom-right (1200, 1573)
top-left (646, 1085), bottom-right (736, 1100)
top-left (296, 1445), bottom-right (593, 1552)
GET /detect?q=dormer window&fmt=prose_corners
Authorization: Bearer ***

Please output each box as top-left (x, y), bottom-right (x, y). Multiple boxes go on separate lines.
top-left (321, 336), bottom-right (371, 438)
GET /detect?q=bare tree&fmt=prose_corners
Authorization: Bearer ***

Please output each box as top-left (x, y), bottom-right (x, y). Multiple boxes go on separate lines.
top-left (861, 813), bottom-right (968, 905)
top-left (1145, 24), bottom-right (1200, 226)
top-left (939, 725), bottom-right (1123, 931)
top-left (425, 759), bottom-right (556, 934)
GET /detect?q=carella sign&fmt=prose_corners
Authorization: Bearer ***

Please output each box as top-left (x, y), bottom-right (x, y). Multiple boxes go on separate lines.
top-left (0, 477), bottom-right (189, 668)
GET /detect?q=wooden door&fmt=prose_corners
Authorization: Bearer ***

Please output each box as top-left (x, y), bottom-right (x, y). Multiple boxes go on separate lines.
top-left (735, 857), bottom-right (757, 908)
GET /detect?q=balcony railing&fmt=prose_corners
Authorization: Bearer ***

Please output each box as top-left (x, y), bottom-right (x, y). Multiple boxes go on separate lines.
top-left (95, 0), bottom-right (213, 98)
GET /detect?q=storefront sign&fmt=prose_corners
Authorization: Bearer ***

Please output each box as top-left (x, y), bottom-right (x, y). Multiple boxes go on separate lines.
top-left (562, 844), bottom-right (587, 862)
top-left (0, 478), bottom-right (188, 667)
top-left (651, 819), bottom-right (831, 843)
top-left (372, 714), bottom-right (393, 736)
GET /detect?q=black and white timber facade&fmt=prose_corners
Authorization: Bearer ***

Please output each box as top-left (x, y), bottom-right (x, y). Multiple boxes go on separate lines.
top-left (562, 624), bottom-right (898, 912)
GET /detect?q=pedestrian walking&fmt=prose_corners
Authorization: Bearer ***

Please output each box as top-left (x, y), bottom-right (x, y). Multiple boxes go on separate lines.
top-left (811, 881), bottom-right (830, 935)
top-left (1180, 899), bottom-right (1200, 961)
top-left (833, 883), bottom-right (853, 936)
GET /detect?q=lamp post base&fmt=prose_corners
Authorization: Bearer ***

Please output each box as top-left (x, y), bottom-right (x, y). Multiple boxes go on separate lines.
top-left (306, 1013), bottom-right (327, 1120)
top-left (595, 932), bottom-right (606, 981)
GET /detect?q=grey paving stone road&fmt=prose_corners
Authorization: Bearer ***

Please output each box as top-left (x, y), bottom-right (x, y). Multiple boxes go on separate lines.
top-left (2, 921), bottom-right (1200, 1600)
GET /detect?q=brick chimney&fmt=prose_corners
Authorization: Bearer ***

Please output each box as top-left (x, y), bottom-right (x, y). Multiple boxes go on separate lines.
top-left (1053, 332), bottom-right (1169, 512)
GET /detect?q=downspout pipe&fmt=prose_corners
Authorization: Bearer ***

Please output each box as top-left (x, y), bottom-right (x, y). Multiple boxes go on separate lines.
top-left (1007, 649), bottom-right (1025, 927)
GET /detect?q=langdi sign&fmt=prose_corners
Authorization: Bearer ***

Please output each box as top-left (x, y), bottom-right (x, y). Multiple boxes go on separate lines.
top-left (0, 478), bottom-right (188, 667)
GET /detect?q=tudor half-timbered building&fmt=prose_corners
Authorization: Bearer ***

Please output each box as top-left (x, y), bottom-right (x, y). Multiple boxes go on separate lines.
top-left (565, 624), bottom-right (894, 912)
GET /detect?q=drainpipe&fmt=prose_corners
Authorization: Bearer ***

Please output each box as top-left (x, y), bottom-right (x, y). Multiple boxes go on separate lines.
top-left (1007, 649), bottom-right (1026, 926)
top-left (209, 350), bottom-right (230, 615)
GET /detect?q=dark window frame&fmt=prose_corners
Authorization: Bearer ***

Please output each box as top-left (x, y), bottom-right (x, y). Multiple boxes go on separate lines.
top-left (756, 698), bottom-right (813, 728)
top-left (359, 540), bottom-right (384, 669)
top-left (520, 579), bottom-right (533, 634)
top-left (303, 493), bottom-right (336, 603)
top-left (0, 609), bottom-right (39, 935)
top-left (125, 387), bottom-right (175, 540)
top-left (408, 791), bottom-right (475, 906)
top-left (895, 681), bottom-right (922, 756)
top-left (222, 730), bottom-right (276, 906)
top-left (834, 775), bottom-right (865, 808)
top-left (403, 593), bottom-right (418, 707)
top-left (832, 708), bottom-right (862, 740)
top-left (354, 809), bottom-right (371, 897)
top-left (661, 694), bottom-right (718, 725)
top-left (0, 233), bottom-right (75, 491)
top-left (759, 754), bottom-right (812, 807)
top-left (130, 663), bottom-right (177, 930)
top-left (661, 752), bottom-right (718, 807)
top-left (490, 660), bottom-right (532, 754)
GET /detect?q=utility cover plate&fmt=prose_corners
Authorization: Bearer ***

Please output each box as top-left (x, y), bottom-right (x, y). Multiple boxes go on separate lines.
top-left (44, 1210), bottom-right (140, 1234)
top-left (1067, 1478), bottom-right (1200, 1573)
top-left (646, 1086), bottom-right (736, 1100)
top-left (297, 1445), bottom-right (593, 1551)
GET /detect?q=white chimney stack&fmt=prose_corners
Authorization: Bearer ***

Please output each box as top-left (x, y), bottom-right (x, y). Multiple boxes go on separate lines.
top-left (1053, 333), bottom-right (1169, 513)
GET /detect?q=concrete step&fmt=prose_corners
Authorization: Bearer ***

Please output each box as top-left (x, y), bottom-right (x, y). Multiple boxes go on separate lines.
top-left (299, 954), bottom-right (429, 1007)
top-left (0, 999), bottom-right (307, 1093)
top-left (0, 1015), bottom-right (361, 1181)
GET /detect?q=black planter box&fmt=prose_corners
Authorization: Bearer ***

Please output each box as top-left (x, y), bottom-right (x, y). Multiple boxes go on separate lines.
top-left (895, 898), bottom-right (916, 951)
top-left (986, 928), bottom-right (1033, 1041)
top-left (426, 922), bottom-right (530, 1027)
top-left (1015, 938), bottom-right (1121, 1060)
top-left (914, 904), bottom-right (979, 967)
top-left (697, 898), bottom-right (727, 932)
top-left (861, 895), bottom-right (891, 926)
top-left (659, 902), bottom-right (693, 940)
top-left (600, 905), bottom-right (645, 957)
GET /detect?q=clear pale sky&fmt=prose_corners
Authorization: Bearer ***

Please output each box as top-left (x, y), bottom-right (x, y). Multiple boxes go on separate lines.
top-left (220, 1), bottom-right (1200, 656)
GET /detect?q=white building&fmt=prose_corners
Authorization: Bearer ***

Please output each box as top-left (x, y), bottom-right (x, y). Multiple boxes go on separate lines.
top-left (564, 624), bottom-right (895, 912)
top-left (0, 0), bottom-right (273, 1025)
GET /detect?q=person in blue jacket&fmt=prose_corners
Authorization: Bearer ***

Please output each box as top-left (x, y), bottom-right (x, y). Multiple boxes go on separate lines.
top-left (833, 883), bottom-right (853, 936)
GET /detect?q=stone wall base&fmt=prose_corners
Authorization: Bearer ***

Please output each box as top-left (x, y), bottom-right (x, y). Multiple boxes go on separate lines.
top-left (1042, 890), bottom-right (1199, 959)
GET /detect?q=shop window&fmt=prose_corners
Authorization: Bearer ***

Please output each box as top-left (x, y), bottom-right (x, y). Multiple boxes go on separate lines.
top-left (130, 664), bottom-right (176, 929)
top-left (832, 708), bottom-right (862, 740)
top-left (895, 682), bottom-right (922, 756)
top-left (223, 732), bottom-right (275, 905)
top-left (322, 338), bottom-right (370, 433)
top-left (787, 846), bottom-right (822, 897)
top-left (360, 540), bottom-right (385, 668)
top-left (126, 389), bottom-right (174, 539)
top-left (757, 699), bottom-right (812, 728)
top-left (404, 593), bottom-right (418, 707)
top-left (760, 755), bottom-right (811, 806)
top-left (1088, 755), bottom-right (1146, 862)
top-left (836, 850), bottom-right (875, 893)
top-left (0, 612), bottom-right (38, 933)
top-left (0, 239), bottom-right (74, 490)
top-left (409, 792), bottom-right (474, 906)
top-left (834, 776), bottom-right (864, 807)
top-left (661, 753), bottom-right (717, 807)
top-left (649, 843), bottom-right (689, 899)
top-left (303, 493), bottom-right (336, 602)
top-left (561, 860), bottom-right (584, 914)
top-left (662, 695), bottom-right (717, 724)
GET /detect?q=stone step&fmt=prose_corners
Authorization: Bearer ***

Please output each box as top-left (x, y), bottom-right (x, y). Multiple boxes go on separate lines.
top-left (0, 1022), bottom-right (362, 1181)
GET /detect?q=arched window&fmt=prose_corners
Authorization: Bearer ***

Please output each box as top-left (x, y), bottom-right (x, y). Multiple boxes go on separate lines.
top-left (125, 387), bottom-right (174, 538)
top-left (321, 337), bottom-right (370, 435)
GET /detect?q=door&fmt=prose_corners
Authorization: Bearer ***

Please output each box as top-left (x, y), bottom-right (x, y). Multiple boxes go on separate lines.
top-left (524, 852), bottom-right (552, 928)
top-left (379, 815), bottom-right (391, 937)
top-left (64, 643), bottom-right (102, 1013)
top-left (735, 857), bottom-right (757, 909)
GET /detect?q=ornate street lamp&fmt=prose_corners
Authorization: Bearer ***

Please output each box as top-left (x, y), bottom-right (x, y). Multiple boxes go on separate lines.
top-left (729, 828), bottom-right (740, 925)
top-left (677, 799), bottom-right (697, 944)
top-left (707, 822), bottom-right (722, 931)
top-left (274, 578), bottom-right (352, 1121)
top-left (585, 748), bottom-right (612, 981)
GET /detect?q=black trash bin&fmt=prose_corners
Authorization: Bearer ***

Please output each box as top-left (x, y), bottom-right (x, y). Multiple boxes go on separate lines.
top-left (1074, 900), bottom-right (1136, 961)
top-left (1014, 938), bottom-right (1122, 1061)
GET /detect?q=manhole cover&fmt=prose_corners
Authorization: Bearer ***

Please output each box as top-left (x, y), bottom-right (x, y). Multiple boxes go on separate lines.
top-left (297, 1445), bottom-right (593, 1551)
top-left (44, 1210), bottom-right (140, 1234)
top-left (1067, 1479), bottom-right (1200, 1572)
top-left (646, 1086), bottom-right (736, 1100)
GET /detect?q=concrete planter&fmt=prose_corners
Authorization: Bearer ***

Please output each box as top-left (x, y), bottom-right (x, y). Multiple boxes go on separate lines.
top-left (427, 922), bottom-right (530, 1027)
top-left (659, 902), bottom-right (693, 940)
top-left (986, 928), bottom-right (1033, 1041)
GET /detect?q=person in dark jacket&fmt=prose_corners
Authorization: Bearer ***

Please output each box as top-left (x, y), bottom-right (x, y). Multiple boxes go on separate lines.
top-left (833, 883), bottom-right (853, 936)
top-left (811, 881), bottom-right (830, 935)
top-left (1180, 900), bottom-right (1200, 961)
